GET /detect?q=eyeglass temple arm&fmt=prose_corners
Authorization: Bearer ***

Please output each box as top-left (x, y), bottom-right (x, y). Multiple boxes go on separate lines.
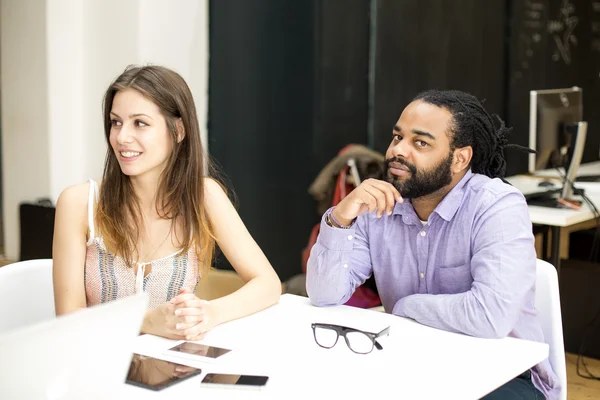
top-left (374, 326), bottom-right (391, 350)
top-left (376, 326), bottom-right (390, 338)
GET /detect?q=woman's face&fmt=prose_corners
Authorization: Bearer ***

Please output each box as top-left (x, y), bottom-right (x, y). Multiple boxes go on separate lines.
top-left (109, 89), bottom-right (173, 180)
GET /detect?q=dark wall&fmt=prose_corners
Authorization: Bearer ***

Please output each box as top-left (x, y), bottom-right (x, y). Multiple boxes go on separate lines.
top-left (209, 1), bottom-right (600, 281)
top-left (372, 0), bottom-right (508, 154)
top-left (209, 1), bottom-right (370, 281)
top-left (507, 0), bottom-right (600, 175)
top-left (312, 0), bottom-right (370, 168)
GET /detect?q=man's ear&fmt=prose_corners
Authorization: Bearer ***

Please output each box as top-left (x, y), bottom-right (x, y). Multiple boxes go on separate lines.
top-left (452, 146), bottom-right (472, 174)
top-left (176, 119), bottom-right (185, 143)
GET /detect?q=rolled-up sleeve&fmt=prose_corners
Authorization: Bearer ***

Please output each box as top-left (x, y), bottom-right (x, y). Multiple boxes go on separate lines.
top-left (306, 208), bottom-right (373, 307)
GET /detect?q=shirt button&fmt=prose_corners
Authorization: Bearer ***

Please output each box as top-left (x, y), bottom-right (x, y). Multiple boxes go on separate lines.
top-left (347, 235), bottom-right (353, 240)
top-left (420, 231), bottom-right (426, 237)
top-left (420, 272), bottom-right (424, 279)
top-left (343, 264), bottom-right (348, 269)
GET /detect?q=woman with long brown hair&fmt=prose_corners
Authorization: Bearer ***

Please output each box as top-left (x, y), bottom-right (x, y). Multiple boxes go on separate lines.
top-left (52, 65), bottom-right (281, 340)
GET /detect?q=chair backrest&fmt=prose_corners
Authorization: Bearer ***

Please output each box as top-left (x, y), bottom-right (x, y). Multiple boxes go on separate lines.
top-left (0, 259), bottom-right (55, 333)
top-left (534, 258), bottom-right (567, 400)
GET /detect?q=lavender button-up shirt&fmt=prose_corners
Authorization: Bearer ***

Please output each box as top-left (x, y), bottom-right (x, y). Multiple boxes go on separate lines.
top-left (306, 170), bottom-right (559, 399)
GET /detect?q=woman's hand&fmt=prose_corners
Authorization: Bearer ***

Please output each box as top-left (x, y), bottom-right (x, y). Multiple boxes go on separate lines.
top-left (170, 288), bottom-right (219, 341)
top-left (142, 301), bottom-right (186, 340)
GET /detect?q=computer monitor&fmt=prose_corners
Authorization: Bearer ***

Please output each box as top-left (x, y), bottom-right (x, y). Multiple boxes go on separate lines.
top-left (529, 87), bottom-right (587, 199)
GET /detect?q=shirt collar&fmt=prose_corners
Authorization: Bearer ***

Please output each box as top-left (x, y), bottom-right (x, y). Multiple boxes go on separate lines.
top-left (392, 169), bottom-right (474, 222)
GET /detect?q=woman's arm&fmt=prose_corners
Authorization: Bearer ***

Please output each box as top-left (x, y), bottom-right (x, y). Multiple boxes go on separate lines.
top-left (52, 183), bottom-right (89, 315)
top-left (204, 178), bottom-right (282, 323)
top-left (171, 178), bottom-right (281, 338)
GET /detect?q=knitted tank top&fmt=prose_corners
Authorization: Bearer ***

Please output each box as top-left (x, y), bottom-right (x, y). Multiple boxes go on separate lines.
top-left (84, 180), bottom-right (200, 308)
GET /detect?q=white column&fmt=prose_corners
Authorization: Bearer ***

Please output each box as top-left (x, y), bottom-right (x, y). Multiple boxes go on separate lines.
top-left (138, 0), bottom-right (209, 148)
top-left (46, 0), bottom-right (86, 201)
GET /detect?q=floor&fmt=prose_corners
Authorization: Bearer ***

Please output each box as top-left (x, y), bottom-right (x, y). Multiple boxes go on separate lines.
top-left (566, 352), bottom-right (600, 399)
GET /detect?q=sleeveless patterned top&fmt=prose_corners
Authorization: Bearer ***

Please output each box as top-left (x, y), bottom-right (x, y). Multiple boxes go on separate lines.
top-left (84, 180), bottom-right (200, 308)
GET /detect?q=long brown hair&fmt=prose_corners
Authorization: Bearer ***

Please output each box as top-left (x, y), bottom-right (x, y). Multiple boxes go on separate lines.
top-left (96, 65), bottom-right (215, 277)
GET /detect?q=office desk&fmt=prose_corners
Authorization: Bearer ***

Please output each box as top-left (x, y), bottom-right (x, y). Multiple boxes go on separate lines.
top-left (505, 173), bottom-right (600, 273)
top-left (118, 294), bottom-right (549, 400)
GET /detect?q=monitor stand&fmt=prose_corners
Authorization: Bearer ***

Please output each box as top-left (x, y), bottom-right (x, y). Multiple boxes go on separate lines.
top-left (561, 121), bottom-right (588, 199)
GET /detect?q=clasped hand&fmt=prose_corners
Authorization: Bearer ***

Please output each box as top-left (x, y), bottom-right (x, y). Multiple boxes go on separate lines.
top-left (154, 288), bottom-right (217, 341)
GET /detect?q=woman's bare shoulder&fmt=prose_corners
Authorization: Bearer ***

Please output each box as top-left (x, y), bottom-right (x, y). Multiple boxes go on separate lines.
top-left (56, 178), bottom-right (102, 211)
top-left (203, 177), bottom-right (226, 196)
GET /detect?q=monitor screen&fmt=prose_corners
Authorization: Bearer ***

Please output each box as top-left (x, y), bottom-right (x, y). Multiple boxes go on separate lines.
top-left (529, 87), bottom-right (583, 173)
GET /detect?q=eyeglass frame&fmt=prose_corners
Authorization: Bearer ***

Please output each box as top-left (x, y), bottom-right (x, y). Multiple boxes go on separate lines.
top-left (311, 323), bottom-right (391, 354)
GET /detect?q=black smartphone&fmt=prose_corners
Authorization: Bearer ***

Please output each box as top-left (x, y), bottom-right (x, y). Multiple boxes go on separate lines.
top-left (125, 354), bottom-right (202, 391)
top-left (201, 373), bottom-right (269, 389)
top-left (167, 342), bottom-right (232, 361)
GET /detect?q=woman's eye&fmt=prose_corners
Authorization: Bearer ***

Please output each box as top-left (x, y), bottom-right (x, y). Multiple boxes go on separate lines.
top-left (111, 119), bottom-right (122, 127)
top-left (135, 120), bottom-right (148, 127)
top-left (392, 134), bottom-right (401, 142)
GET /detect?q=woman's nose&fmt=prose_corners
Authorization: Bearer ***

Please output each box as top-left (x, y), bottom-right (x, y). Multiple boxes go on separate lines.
top-left (116, 124), bottom-right (134, 144)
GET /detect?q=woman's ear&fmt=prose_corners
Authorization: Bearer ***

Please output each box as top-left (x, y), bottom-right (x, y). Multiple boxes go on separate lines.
top-left (453, 146), bottom-right (473, 174)
top-left (176, 119), bottom-right (185, 143)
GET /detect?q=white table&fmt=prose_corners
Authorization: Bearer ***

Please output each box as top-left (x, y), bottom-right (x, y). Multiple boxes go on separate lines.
top-left (117, 294), bottom-right (549, 400)
top-left (506, 165), bottom-right (600, 273)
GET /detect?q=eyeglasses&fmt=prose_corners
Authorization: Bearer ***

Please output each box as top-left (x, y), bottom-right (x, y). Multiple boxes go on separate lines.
top-left (311, 323), bottom-right (390, 354)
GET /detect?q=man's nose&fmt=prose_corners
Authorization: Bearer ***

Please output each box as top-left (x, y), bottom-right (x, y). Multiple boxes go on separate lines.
top-left (390, 138), bottom-right (410, 159)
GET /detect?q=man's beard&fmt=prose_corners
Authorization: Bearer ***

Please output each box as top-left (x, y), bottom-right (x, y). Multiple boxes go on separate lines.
top-left (384, 153), bottom-right (453, 199)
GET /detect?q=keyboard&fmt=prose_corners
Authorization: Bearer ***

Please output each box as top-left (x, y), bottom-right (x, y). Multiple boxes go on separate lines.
top-left (524, 189), bottom-right (561, 202)
top-left (575, 175), bottom-right (600, 182)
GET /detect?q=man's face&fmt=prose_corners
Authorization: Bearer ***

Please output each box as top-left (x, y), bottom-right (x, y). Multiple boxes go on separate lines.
top-left (384, 100), bottom-right (455, 199)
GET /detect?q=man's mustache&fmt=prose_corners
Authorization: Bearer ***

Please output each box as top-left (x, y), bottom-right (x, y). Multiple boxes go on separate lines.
top-left (384, 157), bottom-right (417, 175)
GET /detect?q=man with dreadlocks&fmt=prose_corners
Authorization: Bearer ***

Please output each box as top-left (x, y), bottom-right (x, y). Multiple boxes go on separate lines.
top-left (306, 90), bottom-right (558, 399)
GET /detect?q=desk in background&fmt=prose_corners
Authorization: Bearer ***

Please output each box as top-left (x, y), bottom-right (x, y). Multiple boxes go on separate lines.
top-left (119, 294), bottom-right (549, 399)
top-left (506, 161), bottom-right (600, 273)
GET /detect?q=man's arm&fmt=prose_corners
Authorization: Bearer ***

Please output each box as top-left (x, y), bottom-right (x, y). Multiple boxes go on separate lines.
top-left (393, 191), bottom-right (536, 339)
top-left (306, 209), bottom-right (374, 306)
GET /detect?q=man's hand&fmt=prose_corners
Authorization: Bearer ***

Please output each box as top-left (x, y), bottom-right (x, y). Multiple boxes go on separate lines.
top-left (332, 179), bottom-right (403, 226)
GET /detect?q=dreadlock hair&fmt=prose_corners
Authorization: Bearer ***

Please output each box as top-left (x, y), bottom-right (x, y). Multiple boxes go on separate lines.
top-left (413, 90), bottom-right (533, 179)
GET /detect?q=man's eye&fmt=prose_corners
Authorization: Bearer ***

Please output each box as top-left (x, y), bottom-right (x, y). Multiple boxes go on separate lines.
top-left (416, 140), bottom-right (428, 148)
top-left (393, 134), bottom-right (401, 141)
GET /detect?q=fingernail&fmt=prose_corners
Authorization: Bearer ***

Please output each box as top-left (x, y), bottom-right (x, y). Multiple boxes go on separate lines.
top-left (387, 211), bottom-right (392, 215)
top-left (176, 323), bottom-right (183, 329)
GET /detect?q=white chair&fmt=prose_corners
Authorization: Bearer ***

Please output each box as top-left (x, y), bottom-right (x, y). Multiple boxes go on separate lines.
top-left (0, 259), bottom-right (55, 333)
top-left (535, 258), bottom-right (567, 400)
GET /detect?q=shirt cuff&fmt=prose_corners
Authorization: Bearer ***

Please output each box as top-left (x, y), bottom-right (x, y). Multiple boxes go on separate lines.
top-left (318, 207), bottom-right (357, 252)
top-left (392, 297), bottom-right (408, 317)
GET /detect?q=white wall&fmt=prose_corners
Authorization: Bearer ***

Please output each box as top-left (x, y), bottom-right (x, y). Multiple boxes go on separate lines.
top-left (0, 0), bottom-right (209, 260)
top-left (1, 0), bottom-right (51, 261)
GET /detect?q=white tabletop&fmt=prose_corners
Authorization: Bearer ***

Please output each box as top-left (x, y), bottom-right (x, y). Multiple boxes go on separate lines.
top-left (533, 160), bottom-right (600, 179)
top-left (117, 294), bottom-right (549, 400)
top-left (505, 174), bottom-right (600, 227)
